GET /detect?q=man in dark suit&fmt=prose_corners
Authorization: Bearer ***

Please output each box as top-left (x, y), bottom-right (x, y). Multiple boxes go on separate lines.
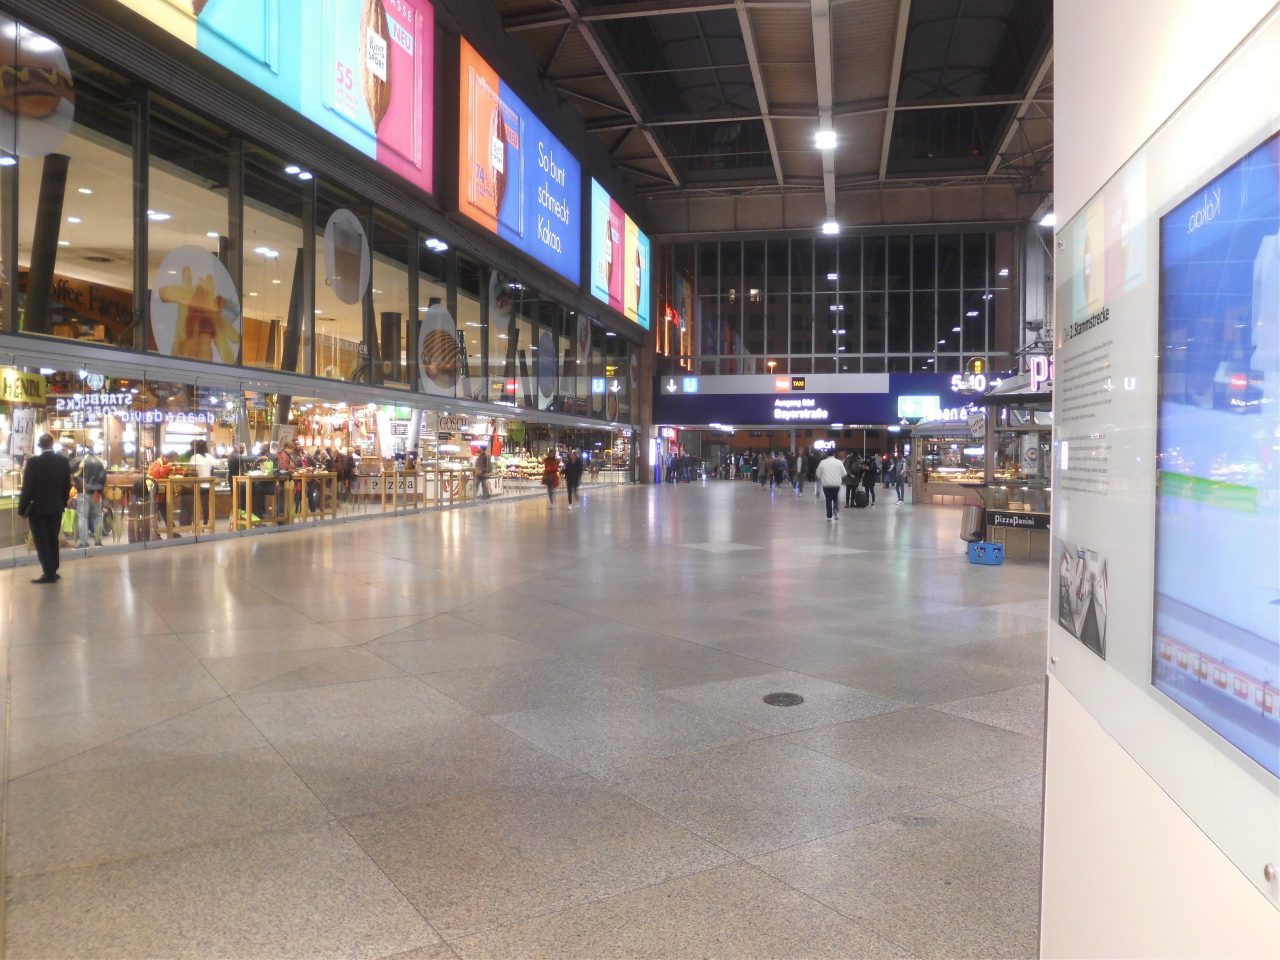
top-left (18, 434), bottom-right (73, 583)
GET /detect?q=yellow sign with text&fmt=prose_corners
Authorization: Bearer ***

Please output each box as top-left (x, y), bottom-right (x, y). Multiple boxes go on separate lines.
top-left (0, 368), bottom-right (48, 404)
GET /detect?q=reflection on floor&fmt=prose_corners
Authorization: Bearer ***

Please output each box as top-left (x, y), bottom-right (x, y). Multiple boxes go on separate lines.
top-left (0, 482), bottom-right (1048, 960)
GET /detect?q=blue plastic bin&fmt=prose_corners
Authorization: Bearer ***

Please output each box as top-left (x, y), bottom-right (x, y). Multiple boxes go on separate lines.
top-left (968, 542), bottom-right (1004, 565)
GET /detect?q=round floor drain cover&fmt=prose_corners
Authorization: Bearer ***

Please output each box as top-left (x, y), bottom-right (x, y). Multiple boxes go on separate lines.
top-left (763, 692), bottom-right (804, 707)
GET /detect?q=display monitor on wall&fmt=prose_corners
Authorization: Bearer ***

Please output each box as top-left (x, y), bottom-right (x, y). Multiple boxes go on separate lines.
top-left (590, 179), bottom-right (650, 329)
top-left (457, 39), bottom-right (581, 285)
top-left (1153, 133), bottom-right (1279, 777)
top-left (117, 0), bottom-right (435, 194)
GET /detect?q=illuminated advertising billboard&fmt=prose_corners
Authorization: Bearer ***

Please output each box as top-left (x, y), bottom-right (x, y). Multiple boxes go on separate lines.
top-left (116, 0), bottom-right (434, 193)
top-left (458, 39), bottom-right (580, 284)
top-left (590, 179), bottom-right (650, 328)
top-left (1152, 133), bottom-right (1279, 777)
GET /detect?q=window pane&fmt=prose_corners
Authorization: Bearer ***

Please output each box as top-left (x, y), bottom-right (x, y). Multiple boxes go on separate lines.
top-left (815, 292), bottom-right (838, 353)
top-left (765, 312), bottom-right (786, 355)
top-left (453, 251), bottom-right (481, 400)
top-left (963, 232), bottom-right (986, 288)
top-left (814, 238), bottom-right (836, 289)
top-left (863, 236), bottom-right (886, 290)
top-left (743, 240), bottom-right (764, 356)
top-left (839, 292), bottom-right (859, 354)
top-left (242, 146), bottom-right (306, 372)
top-left (863, 292), bottom-right (885, 353)
top-left (837, 355), bottom-right (860, 373)
top-left (938, 233), bottom-right (962, 287)
top-left (370, 211), bottom-right (410, 388)
top-left (719, 240), bottom-right (740, 298)
top-left (790, 238), bottom-right (812, 293)
top-left (813, 356), bottom-right (836, 373)
top-left (766, 239), bottom-right (788, 297)
top-left (912, 234), bottom-right (935, 289)
top-left (314, 182), bottom-right (368, 380)
top-left (789, 298), bottom-right (812, 354)
top-left (887, 235), bottom-right (910, 291)
top-left (887, 291), bottom-right (910, 352)
top-left (938, 290), bottom-right (961, 352)
top-left (13, 43), bottom-right (136, 347)
top-left (863, 355), bottom-right (885, 372)
top-left (912, 290), bottom-right (936, 353)
top-left (837, 236), bottom-right (861, 291)
top-left (698, 241), bottom-right (717, 298)
top-left (963, 290), bottom-right (986, 353)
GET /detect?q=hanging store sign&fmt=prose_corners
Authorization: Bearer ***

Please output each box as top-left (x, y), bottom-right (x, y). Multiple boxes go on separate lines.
top-left (438, 414), bottom-right (470, 433)
top-left (115, 0), bottom-right (435, 194)
top-left (458, 39), bottom-right (581, 284)
top-left (0, 368), bottom-right (47, 403)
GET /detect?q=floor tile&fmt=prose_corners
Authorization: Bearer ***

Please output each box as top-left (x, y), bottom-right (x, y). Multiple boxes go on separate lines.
top-left (752, 803), bottom-right (1041, 960)
top-left (787, 707), bottom-right (1043, 799)
top-left (6, 745), bottom-right (329, 876)
top-left (600, 737), bottom-right (941, 858)
top-left (4, 824), bottom-right (440, 959)
top-left (956, 775), bottom-right (1044, 831)
top-left (235, 677), bottom-right (575, 816)
top-left (452, 862), bottom-right (912, 960)
top-left (417, 657), bottom-right (639, 715)
top-left (933, 682), bottom-right (1046, 739)
top-left (9, 658), bottom-right (227, 720)
top-left (178, 623), bottom-right (352, 659)
top-left (344, 775), bottom-right (734, 940)
top-left (7, 697), bottom-right (223, 780)
top-left (367, 633), bottom-right (552, 675)
top-left (330, 615), bottom-right (432, 643)
top-left (18, 698), bottom-right (268, 780)
top-left (660, 670), bottom-right (908, 734)
top-left (490, 690), bottom-right (760, 774)
top-left (8, 635), bottom-right (196, 676)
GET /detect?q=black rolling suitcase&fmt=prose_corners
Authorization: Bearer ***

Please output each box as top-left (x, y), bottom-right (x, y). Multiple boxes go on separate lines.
top-left (854, 488), bottom-right (869, 508)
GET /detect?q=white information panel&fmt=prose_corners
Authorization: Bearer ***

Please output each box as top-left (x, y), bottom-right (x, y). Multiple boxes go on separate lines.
top-left (1051, 10), bottom-right (1279, 904)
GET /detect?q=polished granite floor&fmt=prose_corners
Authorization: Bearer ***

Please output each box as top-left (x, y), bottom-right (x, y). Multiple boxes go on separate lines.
top-left (0, 481), bottom-right (1049, 960)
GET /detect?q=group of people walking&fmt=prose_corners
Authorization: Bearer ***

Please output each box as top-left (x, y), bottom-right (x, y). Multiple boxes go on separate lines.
top-left (815, 449), bottom-right (909, 520)
top-left (541, 449), bottom-right (587, 507)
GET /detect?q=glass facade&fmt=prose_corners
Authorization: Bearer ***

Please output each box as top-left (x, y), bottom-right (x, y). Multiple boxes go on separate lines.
top-left (656, 233), bottom-right (1016, 376)
top-left (0, 15), bottom-right (634, 421)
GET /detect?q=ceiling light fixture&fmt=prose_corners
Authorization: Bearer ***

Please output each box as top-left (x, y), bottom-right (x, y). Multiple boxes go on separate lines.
top-left (0, 157), bottom-right (14, 167)
top-left (207, 231), bottom-right (219, 238)
top-left (826, 272), bottom-right (837, 281)
top-left (67, 216), bottom-right (81, 223)
top-left (998, 268), bottom-right (1009, 276)
top-left (147, 210), bottom-right (171, 221)
top-left (425, 237), bottom-right (448, 252)
top-left (78, 187), bottom-right (92, 194)
top-left (821, 221), bottom-right (840, 236)
top-left (814, 130), bottom-right (837, 150)
top-left (1039, 212), bottom-right (1056, 227)
top-left (298, 172), bottom-right (313, 180)
top-left (284, 165), bottom-right (301, 174)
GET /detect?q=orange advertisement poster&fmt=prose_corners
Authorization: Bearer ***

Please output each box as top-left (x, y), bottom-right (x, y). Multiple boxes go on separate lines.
top-left (459, 39), bottom-right (500, 233)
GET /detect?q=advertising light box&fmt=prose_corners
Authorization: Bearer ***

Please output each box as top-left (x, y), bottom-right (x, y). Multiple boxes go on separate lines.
top-left (458, 39), bottom-right (581, 285)
top-left (1153, 134), bottom-right (1279, 777)
top-left (119, 0), bottom-right (435, 194)
top-left (590, 179), bottom-right (650, 329)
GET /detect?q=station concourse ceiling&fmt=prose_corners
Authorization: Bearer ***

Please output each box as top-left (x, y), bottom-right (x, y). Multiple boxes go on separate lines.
top-left (493, 0), bottom-right (1054, 234)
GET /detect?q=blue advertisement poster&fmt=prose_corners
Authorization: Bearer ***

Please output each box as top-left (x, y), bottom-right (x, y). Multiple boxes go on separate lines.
top-left (1154, 133), bottom-right (1280, 777)
top-left (458, 39), bottom-right (580, 285)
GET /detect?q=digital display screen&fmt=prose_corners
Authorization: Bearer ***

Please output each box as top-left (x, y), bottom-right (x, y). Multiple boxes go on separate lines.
top-left (1154, 133), bottom-right (1279, 777)
top-left (897, 395), bottom-right (941, 419)
top-left (590, 179), bottom-right (650, 328)
top-left (458, 39), bottom-right (581, 285)
top-left (122, 0), bottom-right (435, 194)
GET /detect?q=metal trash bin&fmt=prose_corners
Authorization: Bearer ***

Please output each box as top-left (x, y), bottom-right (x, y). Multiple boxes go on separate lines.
top-left (960, 504), bottom-right (986, 543)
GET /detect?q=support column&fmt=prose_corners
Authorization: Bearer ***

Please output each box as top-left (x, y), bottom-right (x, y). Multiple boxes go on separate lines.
top-left (132, 87), bottom-right (150, 352)
top-left (24, 153), bottom-right (69, 334)
top-left (1, 157), bottom-right (18, 332)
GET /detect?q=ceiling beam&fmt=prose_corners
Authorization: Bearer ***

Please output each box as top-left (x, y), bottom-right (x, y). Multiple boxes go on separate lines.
top-left (735, 0), bottom-right (784, 186)
top-left (877, 0), bottom-right (912, 181)
top-left (558, 0), bottom-right (683, 186)
top-left (552, 84), bottom-right (634, 115)
top-left (987, 44), bottom-right (1054, 176)
top-left (810, 0), bottom-right (835, 220)
top-left (506, 0), bottom-right (809, 33)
